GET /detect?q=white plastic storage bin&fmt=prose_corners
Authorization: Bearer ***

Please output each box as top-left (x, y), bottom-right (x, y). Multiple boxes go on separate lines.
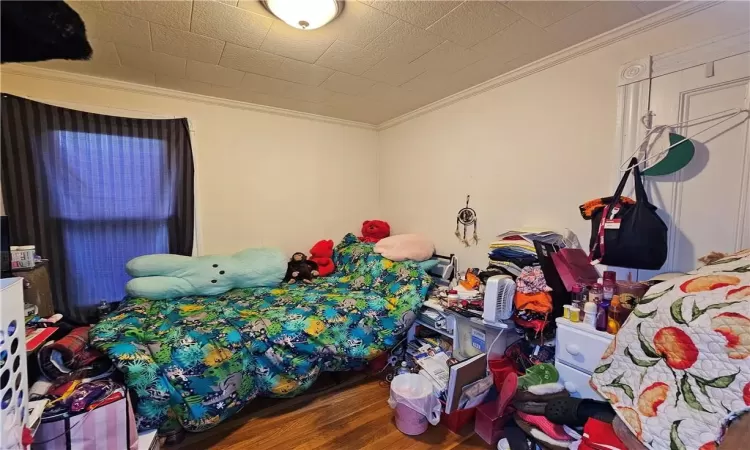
top-left (1, 278), bottom-right (29, 450)
top-left (448, 312), bottom-right (519, 360)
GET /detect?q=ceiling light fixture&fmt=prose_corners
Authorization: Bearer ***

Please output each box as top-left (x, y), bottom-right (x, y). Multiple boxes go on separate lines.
top-left (261, 0), bottom-right (344, 30)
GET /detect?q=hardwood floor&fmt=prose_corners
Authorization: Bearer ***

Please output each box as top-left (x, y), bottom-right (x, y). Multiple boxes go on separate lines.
top-left (174, 376), bottom-right (490, 450)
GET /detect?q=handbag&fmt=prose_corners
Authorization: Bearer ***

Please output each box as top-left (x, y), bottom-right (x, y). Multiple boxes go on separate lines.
top-left (551, 248), bottom-right (600, 291)
top-left (588, 158), bottom-right (668, 270)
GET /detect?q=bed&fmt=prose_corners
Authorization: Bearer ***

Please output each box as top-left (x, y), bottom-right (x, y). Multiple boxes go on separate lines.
top-left (89, 234), bottom-right (431, 432)
top-left (591, 248), bottom-right (750, 450)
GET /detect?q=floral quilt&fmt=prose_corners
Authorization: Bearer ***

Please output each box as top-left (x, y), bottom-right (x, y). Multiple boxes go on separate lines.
top-left (89, 234), bottom-right (430, 432)
top-left (591, 249), bottom-right (750, 450)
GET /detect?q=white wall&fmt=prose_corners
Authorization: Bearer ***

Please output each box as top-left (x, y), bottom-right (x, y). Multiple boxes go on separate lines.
top-left (0, 73), bottom-right (380, 255)
top-left (377, 1), bottom-right (750, 268)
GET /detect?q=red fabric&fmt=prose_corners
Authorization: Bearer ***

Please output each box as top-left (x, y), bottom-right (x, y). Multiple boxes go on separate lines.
top-left (516, 411), bottom-right (572, 441)
top-left (309, 239), bottom-right (335, 276)
top-left (580, 418), bottom-right (626, 450)
top-left (358, 220), bottom-right (390, 243)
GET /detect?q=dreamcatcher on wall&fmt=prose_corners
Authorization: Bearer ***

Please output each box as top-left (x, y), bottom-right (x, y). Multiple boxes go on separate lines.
top-left (455, 195), bottom-right (479, 247)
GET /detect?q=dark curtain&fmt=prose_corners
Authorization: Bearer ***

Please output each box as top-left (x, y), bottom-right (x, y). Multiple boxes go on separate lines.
top-left (1, 94), bottom-right (194, 323)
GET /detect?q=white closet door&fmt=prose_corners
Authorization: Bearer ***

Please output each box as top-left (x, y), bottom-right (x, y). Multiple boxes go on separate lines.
top-left (640, 51), bottom-right (750, 278)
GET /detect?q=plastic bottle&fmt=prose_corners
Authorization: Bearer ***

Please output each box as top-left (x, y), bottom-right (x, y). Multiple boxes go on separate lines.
top-left (589, 280), bottom-right (602, 305)
top-left (583, 301), bottom-right (598, 328)
top-left (602, 271), bottom-right (616, 305)
top-left (571, 284), bottom-right (584, 310)
top-left (396, 361), bottom-right (410, 376)
top-left (607, 297), bottom-right (622, 334)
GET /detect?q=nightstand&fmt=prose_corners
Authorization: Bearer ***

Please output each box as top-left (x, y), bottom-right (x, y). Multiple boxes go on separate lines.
top-left (554, 317), bottom-right (614, 400)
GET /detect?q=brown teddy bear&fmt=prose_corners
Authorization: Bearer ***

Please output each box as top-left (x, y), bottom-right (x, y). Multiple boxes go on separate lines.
top-left (283, 252), bottom-right (318, 284)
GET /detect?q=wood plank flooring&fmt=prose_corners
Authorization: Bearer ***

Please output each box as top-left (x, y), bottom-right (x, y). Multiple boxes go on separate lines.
top-left (174, 376), bottom-right (490, 450)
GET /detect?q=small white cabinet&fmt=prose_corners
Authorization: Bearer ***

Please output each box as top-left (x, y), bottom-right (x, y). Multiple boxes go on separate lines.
top-left (554, 318), bottom-right (613, 400)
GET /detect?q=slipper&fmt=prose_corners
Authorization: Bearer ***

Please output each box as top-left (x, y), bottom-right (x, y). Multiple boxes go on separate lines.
top-left (545, 397), bottom-right (615, 427)
top-left (516, 411), bottom-right (573, 441)
top-left (515, 389), bottom-right (570, 403)
top-left (496, 371), bottom-right (519, 416)
top-left (513, 390), bottom-right (570, 415)
top-left (515, 415), bottom-right (571, 450)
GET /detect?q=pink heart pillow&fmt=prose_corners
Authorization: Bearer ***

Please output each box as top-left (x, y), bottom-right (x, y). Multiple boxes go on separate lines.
top-left (374, 234), bottom-right (435, 262)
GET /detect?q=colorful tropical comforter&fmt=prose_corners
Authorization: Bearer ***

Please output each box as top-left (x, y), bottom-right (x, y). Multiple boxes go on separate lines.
top-left (591, 248), bottom-right (750, 450)
top-left (90, 234), bottom-right (431, 432)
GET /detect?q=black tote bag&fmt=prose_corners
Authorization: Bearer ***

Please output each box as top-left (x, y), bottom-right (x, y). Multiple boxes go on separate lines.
top-left (588, 158), bottom-right (668, 270)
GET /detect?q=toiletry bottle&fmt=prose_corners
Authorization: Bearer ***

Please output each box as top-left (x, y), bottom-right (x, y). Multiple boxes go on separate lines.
top-left (607, 297), bottom-right (622, 334)
top-left (583, 301), bottom-right (598, 328)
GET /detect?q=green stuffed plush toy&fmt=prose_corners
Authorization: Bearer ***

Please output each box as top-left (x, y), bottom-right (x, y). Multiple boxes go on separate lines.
top-left (125, 248), bottom-right (287, 300)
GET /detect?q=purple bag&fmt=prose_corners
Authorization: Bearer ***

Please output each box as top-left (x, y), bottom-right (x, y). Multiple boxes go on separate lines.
top-left (551, 248), bottom-right (600, 292)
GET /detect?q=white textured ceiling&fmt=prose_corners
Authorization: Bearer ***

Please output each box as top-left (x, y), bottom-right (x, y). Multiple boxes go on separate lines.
top-left (25, 1), bottom-right (676, 124)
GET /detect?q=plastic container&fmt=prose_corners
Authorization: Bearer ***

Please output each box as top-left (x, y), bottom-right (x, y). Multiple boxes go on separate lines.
top-left (388, 374), bottom-right (440, 435)
top-left (569, 306), bottom-right (581, 322)
top-left (450, 312), bottom-right (519, 360)
top-left (488, 356), bottom-right (521, 393)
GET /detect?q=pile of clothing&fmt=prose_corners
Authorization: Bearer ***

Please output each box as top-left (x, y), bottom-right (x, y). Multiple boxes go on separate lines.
top-left (32, 326), bottom-right (117, 421)
top-left (497, 366), bottom-right (636, 450)
top-left (484, 231), bottom-right (541, 279)
top-left (484, 230), bottom-right (569, 342)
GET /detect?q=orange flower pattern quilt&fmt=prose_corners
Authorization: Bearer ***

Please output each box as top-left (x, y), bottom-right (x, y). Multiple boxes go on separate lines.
top-left (591, 249), bottom-right (750, 450)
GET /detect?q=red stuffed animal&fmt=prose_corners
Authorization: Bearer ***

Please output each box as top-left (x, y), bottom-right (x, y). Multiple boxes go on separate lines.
top-left (309, 239), bottom-right (335, 277)
top-left (359, 220), bottom-right (390, 243)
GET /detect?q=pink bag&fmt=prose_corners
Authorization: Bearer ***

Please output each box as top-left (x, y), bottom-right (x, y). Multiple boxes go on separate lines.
top-left (551, 248), bottom-right (600, 291)
top-left (32, 394), bottom-right (138, 450)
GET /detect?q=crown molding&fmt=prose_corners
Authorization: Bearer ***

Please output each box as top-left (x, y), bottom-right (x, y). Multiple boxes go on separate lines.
top-left (376, 0), bottom-right (721, 131)
top-left (0, 65), bottom-right (377, 131)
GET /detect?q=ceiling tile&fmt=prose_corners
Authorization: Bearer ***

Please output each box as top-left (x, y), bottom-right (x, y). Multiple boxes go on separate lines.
top-left (427, 1), bottom-right (521, 48)
top-left (116, 44), bottom-right (186, 78)
top-left (364, 20), bottom-right (444, 61)
top-left (242, 73), bottom-right (334, 103)
top-left (505, 1), bottom-right (594, 28)
top-left (88, 38), bottom-right (120, 66)
top-left (273, 59), bottom-right (334, 86)
top-left (186, 60), bottom-right (245, 87)
top-left (315, 40), bottom-right (382, 76)
top-left (101, 1), bottom-right (192, 30)
top-left (545, 1), bottom-right (645, 47)
top-left (191, 0), bottom-right (273, 48)
top-left (361, 56), bottom-right (426, 86)
top-left (236, 0), bottom-right (275, 18)
top-left (151, 24), bottom-right (225, 65)
top-left (327, 1), bottom-right (397, 48)
top-left (635, 1), bottom-right (679, 15)
top-left (362, 0), bottom-right (462, 28)
top-left (67, 1), bottom-right (102, 12)
top-left (471, 19), bottom-right (549, 63)
top-left (410, 41), bottom-right (483, 75)
top-left (74, 7), bottom-right (151, 49)
top-left (155, 74), bottom-right (224, 97)
top-left (219, 43), bottom-right (285, 76)
top-left (30, 60), bottom-right (155, 86)
top-left (260, 21), bottom-right (337, 63)
top-left (320, 72), bottom-right (376, 96)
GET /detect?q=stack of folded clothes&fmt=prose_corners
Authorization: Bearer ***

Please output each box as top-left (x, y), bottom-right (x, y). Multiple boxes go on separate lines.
top-left (484, 232), bottom-right (540, 280)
